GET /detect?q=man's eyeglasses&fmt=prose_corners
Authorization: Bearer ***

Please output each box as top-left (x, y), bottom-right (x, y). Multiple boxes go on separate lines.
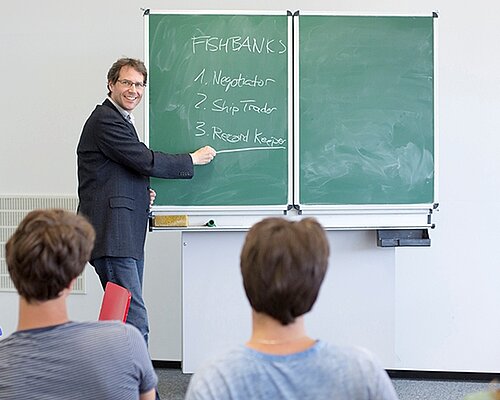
top-left (117, 79), bottom-right (146, 89)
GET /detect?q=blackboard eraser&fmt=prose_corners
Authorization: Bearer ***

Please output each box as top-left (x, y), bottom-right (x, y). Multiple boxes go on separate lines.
top-left (153, 215), bottom-right (188, 227)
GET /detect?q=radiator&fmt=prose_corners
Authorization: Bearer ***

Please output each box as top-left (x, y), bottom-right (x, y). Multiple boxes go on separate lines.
top-left (0, 195), bottom-right (85, 293)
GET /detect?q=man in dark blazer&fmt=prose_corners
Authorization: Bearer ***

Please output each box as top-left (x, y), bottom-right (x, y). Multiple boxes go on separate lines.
top-left (77, 58), bottom-right (216, 343)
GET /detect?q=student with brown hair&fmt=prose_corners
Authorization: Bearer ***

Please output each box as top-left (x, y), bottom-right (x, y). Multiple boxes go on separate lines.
top-left (0, 209), bottom-right (157, 400)
top-left (186, 217), bottom-right (398, 400)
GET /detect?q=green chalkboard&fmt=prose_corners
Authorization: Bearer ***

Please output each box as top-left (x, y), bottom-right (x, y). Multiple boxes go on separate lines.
top-left (147, 12), bottom-right (290, 208)
top-left (298, 15), bottom-right (435, 206)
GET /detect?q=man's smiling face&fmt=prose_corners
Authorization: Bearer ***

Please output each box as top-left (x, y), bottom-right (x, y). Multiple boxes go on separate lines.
top-left (108, 65), bottom-right (145, 112)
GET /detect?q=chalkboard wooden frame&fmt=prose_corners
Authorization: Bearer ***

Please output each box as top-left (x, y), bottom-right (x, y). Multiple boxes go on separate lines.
top-left (144, 10), bottom-right (293, 217)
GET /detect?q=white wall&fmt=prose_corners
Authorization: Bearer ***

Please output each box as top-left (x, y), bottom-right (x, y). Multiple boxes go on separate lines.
top-left (1, 0), bottom-right (500, 372)
top-left (394, 1), bottom-right (500, 371)
top-left (181, 230), bottom-right (395, 373)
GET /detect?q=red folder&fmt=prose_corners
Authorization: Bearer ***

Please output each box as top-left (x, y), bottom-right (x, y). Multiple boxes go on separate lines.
top-left (98, 282), bottom-right (131, 323)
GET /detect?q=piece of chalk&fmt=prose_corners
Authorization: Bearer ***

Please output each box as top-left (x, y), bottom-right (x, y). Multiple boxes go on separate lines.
top-left (153, 215), bottom-right (188, 227)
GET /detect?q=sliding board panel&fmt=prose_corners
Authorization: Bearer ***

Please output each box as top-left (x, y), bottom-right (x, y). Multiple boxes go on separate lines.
top-left (296, 13), bottom-right (437, 228)
top-left (146, 11), bottom-right (291, 217)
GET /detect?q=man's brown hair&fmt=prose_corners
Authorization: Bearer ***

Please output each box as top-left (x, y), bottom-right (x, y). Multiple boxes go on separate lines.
top-left (106, 57), bottom-right (148, 96)
top-left (6, 209), bottom-right (95, 303)
top-left (240, 217), bottom-right (329, 325)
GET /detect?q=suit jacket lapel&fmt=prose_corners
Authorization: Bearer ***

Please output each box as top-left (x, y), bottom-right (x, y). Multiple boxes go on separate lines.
top-left (102, 99), bottom-right (140, 141)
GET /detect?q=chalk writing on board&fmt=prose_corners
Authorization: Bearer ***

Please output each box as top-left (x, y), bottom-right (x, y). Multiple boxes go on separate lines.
top-left (191, 36), bottom-right (287, 54)
top-left (192, 61), bottom-right (285, 154)
top-left (194, 123), bottom-right (286, 148)
top-left (213, 99), bottom-right (277, 115)
top-left (148, 13), bottom-right (289, 206)
top-left (194, 68), bottom-right (276, 93)
top-left (217, 147), bottom-right (286, 154)
top-left (194, 94), bottom-right (277, 116)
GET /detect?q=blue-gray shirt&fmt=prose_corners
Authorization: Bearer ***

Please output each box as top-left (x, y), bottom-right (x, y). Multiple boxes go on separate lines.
top-left (0, 321), bottom-right (157, 399)
top-left (186, 340), bottom-right (398, 400)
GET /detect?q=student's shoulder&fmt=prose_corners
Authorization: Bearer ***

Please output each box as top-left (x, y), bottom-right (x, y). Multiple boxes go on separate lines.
top-left (67, 320), bottom-right (133, 337)
top-left (67, 319), bottom-right (115, 329)
top-left (321, 340), bottom-right (374, 357)
top-left (318, 341), bottom-right (384, 370)
top-left (192, 346), bottom-right (250, 376)
top-left (71, 321), bottom-right (146, 351)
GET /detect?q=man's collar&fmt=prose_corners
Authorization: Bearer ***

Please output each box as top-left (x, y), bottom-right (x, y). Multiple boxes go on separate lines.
top-left (107, 96), bottom-right (133, 121)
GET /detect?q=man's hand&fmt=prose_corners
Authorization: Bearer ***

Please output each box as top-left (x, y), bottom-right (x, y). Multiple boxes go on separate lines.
top-left (190, 146), bottom-right (216, 165)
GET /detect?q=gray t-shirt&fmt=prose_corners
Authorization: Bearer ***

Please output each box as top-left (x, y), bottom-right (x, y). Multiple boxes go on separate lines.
top-left (0, 321), bottom-right (157, 400)
top-left (186, 340), bottom-right (398, 400)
